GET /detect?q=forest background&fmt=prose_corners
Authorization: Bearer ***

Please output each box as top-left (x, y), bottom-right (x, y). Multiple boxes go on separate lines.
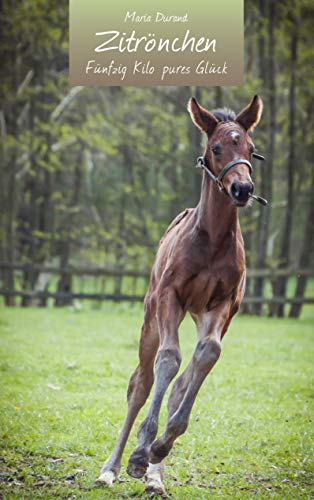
top-left (0, 0), bottom-right (313, 317)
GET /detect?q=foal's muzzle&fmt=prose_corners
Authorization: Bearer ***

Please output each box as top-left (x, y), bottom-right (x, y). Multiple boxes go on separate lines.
top-left (231, 181), bottom-right (254, 205)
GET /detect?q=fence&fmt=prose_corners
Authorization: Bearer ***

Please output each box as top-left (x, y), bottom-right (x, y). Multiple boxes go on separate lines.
top-left (0, 261), bottom-right (313, 317)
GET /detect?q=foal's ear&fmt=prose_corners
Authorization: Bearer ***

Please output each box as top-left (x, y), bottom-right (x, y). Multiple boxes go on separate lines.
top-left (236, 95), bottom-right (263, 132)
top-left (188, 97), bottom-right (218, 136)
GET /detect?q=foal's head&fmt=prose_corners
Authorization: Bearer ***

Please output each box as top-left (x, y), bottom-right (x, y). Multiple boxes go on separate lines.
top-left (188, 95), bottom-right (263, 207)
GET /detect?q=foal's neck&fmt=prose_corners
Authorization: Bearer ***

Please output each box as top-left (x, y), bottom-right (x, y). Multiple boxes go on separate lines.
top-left (195, 172), bottom-right (240, 246)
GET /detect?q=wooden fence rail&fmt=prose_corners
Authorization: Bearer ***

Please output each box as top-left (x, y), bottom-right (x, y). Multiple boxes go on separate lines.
top-left (0, 261), bottom-right (150, 278)
top-left (0, 262), bottom-right (313, 316)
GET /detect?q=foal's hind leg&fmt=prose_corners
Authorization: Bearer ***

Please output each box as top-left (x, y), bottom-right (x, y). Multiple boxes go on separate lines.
top-left (127, 287), bottom-right (184, 479)
top-left (97, 297), bottom-right (159, 486)
top-left (150, 305), bottom-right (229, 464)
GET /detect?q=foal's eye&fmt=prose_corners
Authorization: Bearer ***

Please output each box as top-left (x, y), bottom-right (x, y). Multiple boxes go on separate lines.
top-left (249, 143), bottom-right (255, 154)
top-left (211, 145), bottom-right (220, 156)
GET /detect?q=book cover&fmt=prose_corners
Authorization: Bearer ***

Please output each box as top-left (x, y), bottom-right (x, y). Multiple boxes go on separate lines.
top-left (0, 1), bottom-right (313, 497)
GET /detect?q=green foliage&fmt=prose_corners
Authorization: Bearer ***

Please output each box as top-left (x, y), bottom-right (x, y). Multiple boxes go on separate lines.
top-left (0, 306), bottom-right (313, 497)
top-left (0, 1), bottom-right (313, 292)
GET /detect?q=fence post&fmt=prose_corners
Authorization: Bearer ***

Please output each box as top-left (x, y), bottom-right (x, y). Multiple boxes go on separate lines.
top-left (4, 265), bottom-right (15, 306)
top-left (55, 269), bottom-right (73, 306)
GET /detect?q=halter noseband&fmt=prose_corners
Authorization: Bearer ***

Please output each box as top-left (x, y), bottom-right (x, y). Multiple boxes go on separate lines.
top-left (196, 153), bottom-right (268, 206)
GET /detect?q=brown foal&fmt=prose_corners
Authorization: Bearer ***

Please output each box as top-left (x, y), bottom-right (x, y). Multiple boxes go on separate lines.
top-left (97, 95), bottom-right (264, 495)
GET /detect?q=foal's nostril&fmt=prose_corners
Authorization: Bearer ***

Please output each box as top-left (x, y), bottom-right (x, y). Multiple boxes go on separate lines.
top-left (231, 182), bottom-right (253, 201)
top-left (231, 182), bottom-right (241, 198)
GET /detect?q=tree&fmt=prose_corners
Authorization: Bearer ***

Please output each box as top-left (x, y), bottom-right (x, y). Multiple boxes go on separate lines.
top-left (253, 0), bottom-right (276, 315)
top-left (274, 7), bottom-right (299, 316)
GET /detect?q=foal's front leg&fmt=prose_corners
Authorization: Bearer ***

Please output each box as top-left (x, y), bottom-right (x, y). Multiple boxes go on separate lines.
top-left (150, 304), bottom-right (230, 463)
top-left (127, 287), bottom-right (184, 478)
top-left (145, 461), bottom-right (166, 496)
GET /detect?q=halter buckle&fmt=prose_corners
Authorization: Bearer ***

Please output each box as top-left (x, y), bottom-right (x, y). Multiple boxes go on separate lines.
top-left (216, 179), bottom-right (224, 191)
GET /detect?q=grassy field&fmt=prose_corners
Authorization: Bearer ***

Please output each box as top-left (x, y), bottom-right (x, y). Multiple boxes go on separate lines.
top-left (0, 304), bottom-right (313, 498)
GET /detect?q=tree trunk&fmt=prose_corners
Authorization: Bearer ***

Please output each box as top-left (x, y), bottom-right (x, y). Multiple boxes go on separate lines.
top-left (242, 213), bottom-right (254, 314)
top-left (275, 11), bottom-right (298, 317)
top-left (215, 87), bottom-right (223, 109)
top-left (21, 95), bottom-right (39, 306)
top-left (190, 86), bottom-right (203, 205)
top-left (55, 151), bottom-right (83, 306)
top-left (3, 29), bottom-right (21, 306)
top-left (114, 196), bottom-right (126, 297)
top-left (4, 160), bottom-right (16, 306)
top-left (289, 167), bottom-right (314, 318)
top-left (253, 0), bottom-right (275, 315)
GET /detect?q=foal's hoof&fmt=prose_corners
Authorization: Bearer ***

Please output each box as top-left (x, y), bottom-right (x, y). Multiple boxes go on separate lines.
top-left (127, 448), bottom-right (148, 478)
top-left (127, 460), bottom-right (147, 479)
top-left (145, 464), bottom-right (166, 497)
top-left (149, 441), bottom-right (170, 464)
top-left (145, 480), bottom-right (166, 497)
top-left (95, 469), bottom-right (116, 487)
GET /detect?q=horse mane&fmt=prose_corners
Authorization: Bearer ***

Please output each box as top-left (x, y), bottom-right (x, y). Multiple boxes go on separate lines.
top-left (213, 108), bottom-right (236, 122)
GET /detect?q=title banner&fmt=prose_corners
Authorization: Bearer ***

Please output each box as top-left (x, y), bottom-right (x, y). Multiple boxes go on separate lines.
top-left (70, 0), bottom-right (243, 86)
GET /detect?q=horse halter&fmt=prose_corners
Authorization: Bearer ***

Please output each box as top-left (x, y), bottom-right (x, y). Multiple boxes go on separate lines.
top-left (196, 153), bottom-right (268, 206)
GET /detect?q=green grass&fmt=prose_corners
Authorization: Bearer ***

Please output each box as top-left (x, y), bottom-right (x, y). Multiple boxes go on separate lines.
top-left (0, 304), bottom-right (313, 498)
